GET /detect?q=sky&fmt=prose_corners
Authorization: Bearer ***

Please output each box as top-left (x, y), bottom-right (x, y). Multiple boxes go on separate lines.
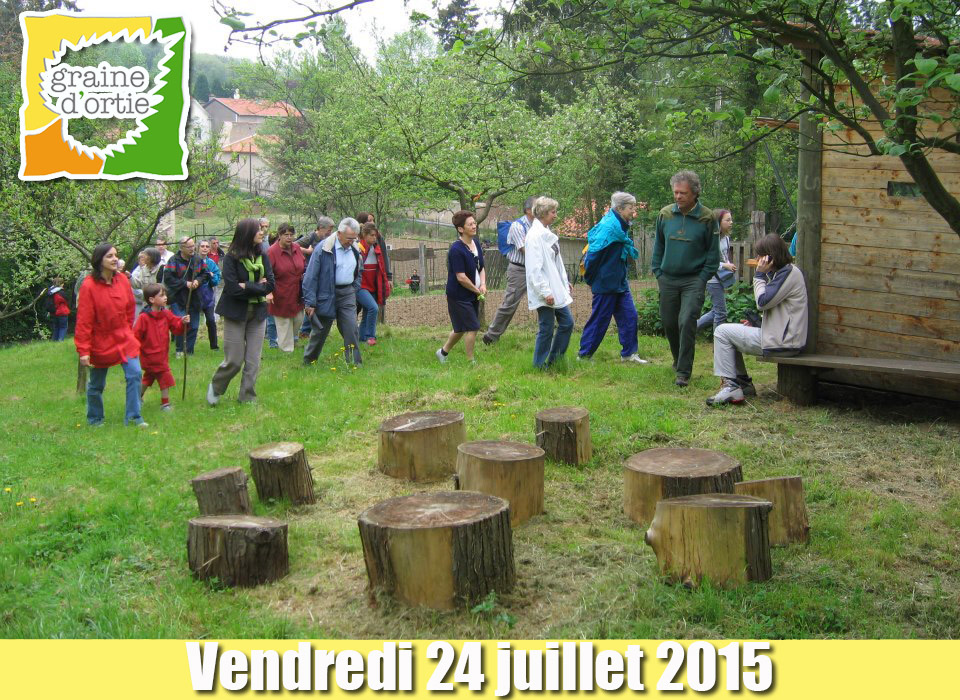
top-left (74, 0), bottom-right (504, 62)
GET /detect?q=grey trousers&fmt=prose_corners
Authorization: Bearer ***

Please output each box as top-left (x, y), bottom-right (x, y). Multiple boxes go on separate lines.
top-left (483, 262), bottom-right (526, 342)
top-left (211, 307), bottom-right (266, 402)
top-left (712, 323), bottom-right (761, 379)
top-left (303, 287), bottom-right (362, 365)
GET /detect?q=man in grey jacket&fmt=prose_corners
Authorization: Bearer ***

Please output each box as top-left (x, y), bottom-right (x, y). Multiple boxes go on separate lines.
top-left (302, 218), bottom-right (363, 366)
top-left (482, 195), bottom-right (537, 345)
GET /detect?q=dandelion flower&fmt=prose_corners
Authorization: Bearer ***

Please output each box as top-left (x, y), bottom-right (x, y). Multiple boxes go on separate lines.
top-left (3, 487), bottom-right (10, 493)
top-left (16, 501), bottom-right (23, 507)
top-left (29, 497), bottom-right (36, 503)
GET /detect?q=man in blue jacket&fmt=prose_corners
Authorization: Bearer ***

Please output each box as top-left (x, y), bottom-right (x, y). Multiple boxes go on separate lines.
top-left (577, 191), bottom-right (649, 363)
top-left (302, 218), bottom-right (363, 366)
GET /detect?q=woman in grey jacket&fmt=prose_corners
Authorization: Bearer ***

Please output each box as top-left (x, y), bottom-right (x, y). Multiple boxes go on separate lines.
top-left (706, 234), bottom-right (808, 405)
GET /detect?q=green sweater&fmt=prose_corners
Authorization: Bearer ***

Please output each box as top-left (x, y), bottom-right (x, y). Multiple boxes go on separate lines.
top-left (651, 201), bottom-right (720, 283)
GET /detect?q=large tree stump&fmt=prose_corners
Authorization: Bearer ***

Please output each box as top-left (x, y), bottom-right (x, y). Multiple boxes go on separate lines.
top-left (645, 493), bottom-right (773, 588)
top-left (358, 491), bottom-right (515, 610)
top-left (190, 467), bottom-right (253, 516)
top-left (623, 447), bottom-right (742, 523)
top-left (455, 441), bottom-right (545, 525)
top-left (248, 442), bottom-right (316, 505)
top-left (187, 515), bottom-right (289, 587)
top-left (534, 406), bottom-right (592, 465)
top-left (735, 476), bottom-right (810, 546)
top-left (377, 411), bottom-right (466, 482)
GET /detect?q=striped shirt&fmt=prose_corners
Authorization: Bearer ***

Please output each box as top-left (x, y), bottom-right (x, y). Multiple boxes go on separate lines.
top-left (507, 216), bottom-right (532, 266)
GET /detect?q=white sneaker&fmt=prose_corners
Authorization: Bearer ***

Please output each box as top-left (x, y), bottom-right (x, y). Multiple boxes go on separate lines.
top-left (621, 353), bottom-right (649, 364)
top-left (706, 380), bottom-right (745, 406)
top-left (436, 348), bottom-right (447, 364)
top-left (175, 352), bottom-right (183, 359)
top-left (206, 382), bottom-right (220, 406)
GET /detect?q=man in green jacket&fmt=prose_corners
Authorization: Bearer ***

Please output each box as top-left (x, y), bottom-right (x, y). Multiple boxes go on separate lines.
top-left (652, 170), bottom-right (720, 387)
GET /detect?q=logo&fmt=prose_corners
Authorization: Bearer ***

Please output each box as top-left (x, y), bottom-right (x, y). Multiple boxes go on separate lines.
top-left (19, 12), bottom-right (191, 180)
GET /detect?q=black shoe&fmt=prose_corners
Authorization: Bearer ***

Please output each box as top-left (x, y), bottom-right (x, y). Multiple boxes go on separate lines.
top-left (675, 375), bottom-right (689, 388)
top-left (736, 375), bottom-right (757, 397)
top-left (481, 335), bottom-right (494, 346)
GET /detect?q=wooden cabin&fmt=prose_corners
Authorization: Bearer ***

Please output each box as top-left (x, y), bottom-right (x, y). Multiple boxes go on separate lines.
top-left (769, 82), bottom-right (960, 404)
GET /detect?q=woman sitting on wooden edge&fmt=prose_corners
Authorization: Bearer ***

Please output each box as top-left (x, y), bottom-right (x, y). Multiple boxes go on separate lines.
top-left (706, 233), bottom-right (808, 406)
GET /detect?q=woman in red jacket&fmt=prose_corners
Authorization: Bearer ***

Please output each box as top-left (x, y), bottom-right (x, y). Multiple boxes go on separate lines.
top-left (266, 222), bottom-right (306, 352)
top-left (74, 242), bottom-right (146, 427)
top-left (357, 222), bottom-right (391, 345)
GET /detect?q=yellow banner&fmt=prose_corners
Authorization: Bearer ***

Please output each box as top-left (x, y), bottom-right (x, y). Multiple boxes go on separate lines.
top-left (1, 640), bottom-right (954, 698)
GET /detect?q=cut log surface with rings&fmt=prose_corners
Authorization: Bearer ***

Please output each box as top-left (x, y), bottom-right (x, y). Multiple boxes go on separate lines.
top-left (357, 491), bottom-right (515, 610)
top-left (623, 447), bottom-right (742, 523)
top-left (377, 410), bottom-right (466, 482)
top-left (456, 440), bottom-right (545, 525)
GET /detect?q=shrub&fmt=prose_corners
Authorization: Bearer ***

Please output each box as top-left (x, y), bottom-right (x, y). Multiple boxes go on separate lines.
top-left (635, 281), bottom-right (758, 338)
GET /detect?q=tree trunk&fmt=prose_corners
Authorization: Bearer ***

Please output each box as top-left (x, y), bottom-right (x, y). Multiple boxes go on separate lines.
top-left (750, 210), bottom-right (766, 243)
top-left (455, 440), bottom-right (544, 525)
top-left (190, 467), bottom-right (252, 516)
top-left (535, 406), bottom-right (592, 465)
top-left (187, 515), bottom-right (289, 587)
top-left (735, 476), bottom-right (809, 546)
top-left (358, 491), bottom-right (515, 610)
top-left (623, 447), bottom-right (742, 524)
top-left (248, 442), bottom-right (316, 505)
top-left (645, 493), bottom-right (773, 588)
top-left (377, 410), bottom-right (466, 482)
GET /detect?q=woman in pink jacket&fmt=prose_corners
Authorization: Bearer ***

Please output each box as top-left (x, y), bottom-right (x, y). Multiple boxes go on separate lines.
top-left (74, 242), bottom-right (146, 427)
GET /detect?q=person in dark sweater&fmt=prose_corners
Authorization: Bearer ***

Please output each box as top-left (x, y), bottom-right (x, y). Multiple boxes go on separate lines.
top-left (652, 170), bottom-right (720, 387)
top-left (163, 237), bottom-right (211, 357)
top-left (578, 191), bottom-right (648, 364)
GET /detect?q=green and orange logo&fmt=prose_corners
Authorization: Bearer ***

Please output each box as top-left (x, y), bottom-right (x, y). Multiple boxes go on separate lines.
top-left (19, 12), bottom-right (190, 180)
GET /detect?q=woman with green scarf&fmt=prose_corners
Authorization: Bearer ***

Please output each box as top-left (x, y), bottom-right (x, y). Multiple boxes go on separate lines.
top-left (207, 218), bottom-right (276, 405)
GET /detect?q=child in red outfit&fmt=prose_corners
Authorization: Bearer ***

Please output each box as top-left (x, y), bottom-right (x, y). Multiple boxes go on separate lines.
top-left (134, 284), bottom-right (188, 411)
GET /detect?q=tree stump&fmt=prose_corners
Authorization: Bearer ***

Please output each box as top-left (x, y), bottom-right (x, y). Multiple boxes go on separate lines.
top-left (190, 467), bottom-right (252, 516)
top-left (377, 410), bottom-right (466, 482)
top-left (187, 515), bottom-right (289, 587)
top-left (623, 447), bottom-right (742, 523)
top-left (455, 441), bottom-right (545, 525)
top-left (248, 442), bottom-right (316, 505)
top-left (735, 476), bottom-right (810, 545)
top-left (358, 491), bottom-right (515, 610)
top-left (534, 406), bottom-right (592, 465)
top-left (645, 493), bottom-right (773, 588)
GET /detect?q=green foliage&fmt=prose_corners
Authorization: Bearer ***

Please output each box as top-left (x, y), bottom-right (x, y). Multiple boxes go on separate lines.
top-left (636, 282), bottom-right (758, 338)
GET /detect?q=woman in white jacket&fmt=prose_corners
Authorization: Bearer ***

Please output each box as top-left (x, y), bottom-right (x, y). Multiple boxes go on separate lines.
top-left (525, 197), bottom-right (574, 368)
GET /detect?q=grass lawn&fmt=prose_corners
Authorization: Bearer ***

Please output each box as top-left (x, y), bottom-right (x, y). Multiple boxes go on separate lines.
top-left (1, 326), bottom-right (958, 639)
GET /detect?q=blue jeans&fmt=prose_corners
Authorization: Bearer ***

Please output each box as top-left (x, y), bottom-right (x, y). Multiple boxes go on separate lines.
top-left (534, 305), bottom-right (574, 368)
top-left (171, 302), bottom-right (200, 353)
top-left (266, 315), bottom-right (278, 347)
top-left (51, 316), bottom-right (68, 341)
top-left (357, 289), bottom-right (379, 341)
top-left (578, 291), bottom-right (638, 358)
top-left (87, 356), bottom-right (143, 425)
top-left (697, 281), bottom-right (728, 331)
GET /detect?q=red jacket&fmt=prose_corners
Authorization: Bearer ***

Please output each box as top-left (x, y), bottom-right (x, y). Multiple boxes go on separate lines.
top-left (357, 239), bottom-right (391, 305)
top-left (267, 241), bottom-right (305, 317)
top-left (74, 274), bottom-right (140, 368)
top-left (133, 309), bottom-right (185, 373)
top-left (53, 291), bottom-right (70, 316)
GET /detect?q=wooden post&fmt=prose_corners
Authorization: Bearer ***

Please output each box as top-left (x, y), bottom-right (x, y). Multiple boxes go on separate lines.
top-left (735, 476), bottom-right (810, 546)
top-left (190, 467), bottom-right (253, 516)
top-left (187, 515), bottom-right (289, 587)
top-left (248, 442), bottom-right (316, 505)
top-left (777, 363), bottom-right (817, 405)
top-left (456, 441), bottom-right (545, 525)
top-left (77, 358), bottom-right (87, 395)
top-left (623, 447), bottom-right (742, 524)
top-left (534, 406), bottom-right (592, 465)
top-left (378, 410), bottom-right (465, 482)
top-left (645, 493), bottom-right (773, 588)
top-left (417, 243), bottom-right (427, 295)
top-left (358, 491), bottom-right (515, 610)
top-left (797, 48), bottom-right (823, 354)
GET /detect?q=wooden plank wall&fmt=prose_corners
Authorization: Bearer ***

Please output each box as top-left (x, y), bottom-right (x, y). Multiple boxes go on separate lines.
top-left (818, 125), bottom-right (960, 401)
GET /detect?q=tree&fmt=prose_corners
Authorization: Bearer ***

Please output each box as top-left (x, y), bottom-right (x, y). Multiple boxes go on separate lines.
top-left (435, 0), bottom-right (479, 51)
top-left (194, 73), bottom-right (211, 103)
top-left (470, 0), bottom-right (960, 239)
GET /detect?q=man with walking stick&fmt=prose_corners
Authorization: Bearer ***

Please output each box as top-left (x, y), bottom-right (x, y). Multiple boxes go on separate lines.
top-left (164, 237), bottom-right (210, 359)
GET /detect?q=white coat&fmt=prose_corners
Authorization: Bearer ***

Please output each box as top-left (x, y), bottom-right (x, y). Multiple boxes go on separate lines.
top-left (525, 219), bottom-right (572, 310)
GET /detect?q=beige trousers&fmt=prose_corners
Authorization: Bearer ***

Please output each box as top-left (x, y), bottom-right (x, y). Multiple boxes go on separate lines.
top-left (274, 312), bottom-right (304, 353)
top-left (210, 307), bottom-right (266, 402)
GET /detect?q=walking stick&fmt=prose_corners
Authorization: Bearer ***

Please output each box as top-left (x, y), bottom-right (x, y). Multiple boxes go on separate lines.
top-left (181, 250), bottom-right (200, 400)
